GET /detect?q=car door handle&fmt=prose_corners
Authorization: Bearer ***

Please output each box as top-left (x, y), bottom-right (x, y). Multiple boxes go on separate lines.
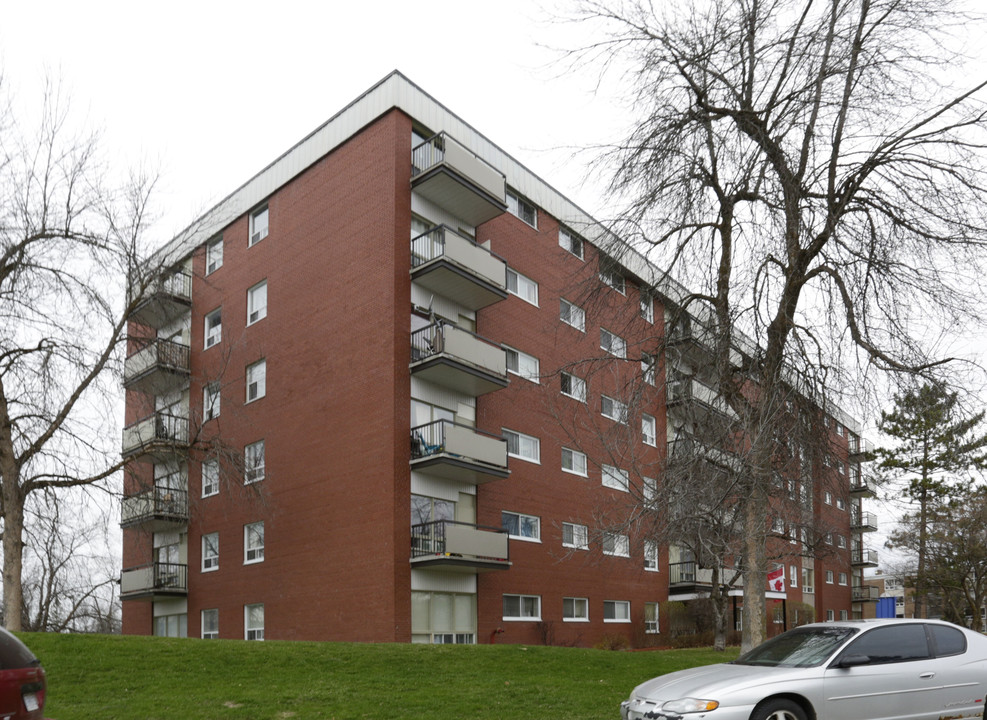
top-left (919, 672), bottom-right (936, 679)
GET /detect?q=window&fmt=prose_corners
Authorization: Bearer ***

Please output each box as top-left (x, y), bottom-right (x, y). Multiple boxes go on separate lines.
top-left (503, 429), bottom-right (540, 463)
top-left (503, 594), bottom-right (540, 620)
top-left (645, 602), bottom-right (659, 633)
top-left (826, 570), bottom-right (834, 584)
top-left (502, 511), bottom-right (540, 541)
top-left (826, 609), bottom-right (835, 622)
top-left (246, 359), bottom-right (267, 402)
top-left (244, 521), bottom-right (265, 563)
top-left (838, 572), bottom-right (848, 586)
top-left (562, 522), bottom-right (589, 550)
top-left (245, 603), bottom-right (265, 640)
top-left (604, 600), bottom-right (630, 622)
top-left (640, 290), bottom-right (654, 323)
top-left (561, 447), bottom-right (588, 476)
top-left (824, 491), bottom-right (833, 504)
top-left (836, 498), bottom-right (846, 510)
top-left (249, 204), bottom-right (269, 246)
top-left (644, 540), bottom-right (659, 571)
top-left (602, 464), bottom-right (629, 492)
top-left (506, 190), bottom-right (537, 227)
top-left (802, 568), bottom-right (814, 593)
top-left (837, 534), bottom-right (847, 548)
top-left (559, 227), bottom-right (584, 259)
top-left (205, 236), bottom-right (223, 274)
top-left (563, 597), bottom-right (589, 621)
top-left (560, 372), bottom-right (586, 402)
top-left (930, 624), bottom-right (967, 656)
top-left (643, 476), bottom-right (657, 502)
top-left (790, 565), bottom-right (798, 588)
top-left (642, 414), bottom-right (657, 446)
top-left (203, 383), bottom-right (220, 422)
top-left (245, 440), bottom-right (265, 483)
top-left (201, 609), bottom-right (219, 639)
top-left (839, 610), bottom-right (849, 621)
top-left (603, 532), bottom-right (630, 557)
top-left (506, 267), bottom-right (538, 305)
top-left (599, 265), bottom-right (626, 294)
top-left (601, 328), bottom-right (626, 358)
top-left (202, 459), bottom-right (219, 498)
top-left (559, 298), bottom-right (586, 331)
top-left (601, 395), bottom-right (628, 424)
top-left (505, 346), bottom-right (539, 383)
top-left (840, 625), bottom-right (930, 664)
top-left (202, 532), bottom-right (219, 572)
top-left (771, 517), bottom-right (785, 534)
top-left (247, 280), bottom-right (268, 324)
top-left (641, 353), bottom-right (656, 386)
top-left (204, 308), bottom-right (222, 349)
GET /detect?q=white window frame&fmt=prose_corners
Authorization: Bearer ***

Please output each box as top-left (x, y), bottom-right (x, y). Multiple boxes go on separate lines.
top-left (502, 594), bottom-right (541, 621)
top-left (202, 532), bottom-right (219, 572)
top-left (602, 532), bottom-right (630, 557)
top-left (643, 477), bottom-right (657, 502)
top-left (244, 521), bottom-right (265, 564)
top-left (203, 383), bottom-right (221, 422)
top-left (644, 540), bottom-right (659, 572)
top-left (790, 565), bottom-right (798, 588)
top-left (602, 464), bottom-right (629, 492)
top-left (645, 601), bottom-right (660, 634)
top-left (824, 491), bottom-right (833, 504)
top-left (641, 354), bottom-right (656, 386)
top-left (826, 570), bottom-right (834, 584)
top-left (838, 572), bottom-right (848, 586)
top-left (558, 227), bottom-right (584, 259)
top-left (563, 597), bottom-right (589, 622)
top-left (559, 298), bottom-right (586, 331)
top-left (502, 511), bottom-right (540, 542)
top-left (560, 372), bottom-right (586, 402)
top-left (601, 328), bottom-right (626, 358)
top-left (202, 459), bottom-right (219, 498)
top-left (249, 204), bottom-right (269, 246)
top-left (802, 568), bottom-right (814, 593)
top-left (599, 266), bottom-right (626, 295)
top-left (246, 359), bottom-right (267, 403)
top-left (205, 236), bottom-right (223, 274)
top-left (204, 308), bottom-right (222, 349)
top-left (826, 609), bottom-right (835, 622)
top-left (562, 522), bottom-right (589, 550)
top-left (506, 190), bottom-right (537, 228)
top-left (640, 290), bottom-right (654, 323)
top-left (837, 534), bottom-right (847, 548)
top-left (561, 447), bottom-right (588, 477)
top-left (503, 428), bottom-right (540, 464)
top-left (201, 608), bottom-right (219, 639)
top-left (245, 603), bottom-right (265, 640)
top-left (601, 395), bottom-right (628, 424)
top-left (247, 280), bottom-right (268, 325)
top-left (245, 440), bottom-right (265, 484)
top-left (506, 268), bottom-right (539, 306)
top-left (604, 600), bottom-right (631, 623)
top-left (642, 414), bottom-right (657, 446)
top-left (505, 346), bottom-right (539, 383)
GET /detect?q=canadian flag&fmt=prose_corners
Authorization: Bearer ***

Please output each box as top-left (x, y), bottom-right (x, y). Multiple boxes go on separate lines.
top-left (767, 565), bottom-right (785, 592)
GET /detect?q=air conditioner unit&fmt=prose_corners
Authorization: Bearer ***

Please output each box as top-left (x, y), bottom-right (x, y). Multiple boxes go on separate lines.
top-left (250, 231), bottom-right (261, 245)
top-left (248, 382), bottom-right (259, 400)
top-left (205, 334), bottom-right (219, 348)
top-left (249, 310), bottom-right (260, 323)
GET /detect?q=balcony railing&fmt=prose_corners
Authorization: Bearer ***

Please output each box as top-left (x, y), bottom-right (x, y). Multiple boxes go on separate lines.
top-left (851, 548), bottom-right (879, 567)
top-left (410, 225), bottom-right (508, 310)
top-left (120, 485), bottom-right (189, 529)
top-left (410, 322), bottom-right (508, 396)
top-left (410, 419), bottom-right (509, 484)
top-left (666, 378), bottom-right (737, 418)
top-left (410, 520), bottom-right (510, 572)
top-left (848, 436), bottom-right (873, 461)
top-left (123, 338), bottom-right (191, 395)
top-left (850, 510), bottom-right (878, 532)
top-left (120, 562), bottom-right (188, 600)
top-left (411, 133), bottom-right (507, 226)
top-left (121, 411), bottom-right (190, 460)
top-left (852, 585), bottom-right (880, 602)
top-left (128, 270), bottom-right (192, 329)
top-left (849, 476), bottom-right (877, 497)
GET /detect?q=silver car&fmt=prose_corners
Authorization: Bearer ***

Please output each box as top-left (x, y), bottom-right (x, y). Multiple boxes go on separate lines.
top-left (621, 619), bottom-right (987, 720)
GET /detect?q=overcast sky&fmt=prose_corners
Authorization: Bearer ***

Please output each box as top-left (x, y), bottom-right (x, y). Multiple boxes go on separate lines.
top-left (2, 0), bottom-right (625, 246)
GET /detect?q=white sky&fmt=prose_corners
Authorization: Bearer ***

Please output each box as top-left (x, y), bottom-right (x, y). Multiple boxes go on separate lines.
top-left (1, 0), bottom-right (624, 246)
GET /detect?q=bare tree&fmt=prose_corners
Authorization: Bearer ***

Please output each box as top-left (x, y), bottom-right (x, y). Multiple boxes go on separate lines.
top-left (565, 0), bottom-right (987, 650)
top-left (0, 74), bottom-right (162, 630)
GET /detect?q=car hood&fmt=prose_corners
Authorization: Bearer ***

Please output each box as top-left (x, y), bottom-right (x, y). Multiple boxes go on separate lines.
top-left (633, 662), bottom-right (810, 703)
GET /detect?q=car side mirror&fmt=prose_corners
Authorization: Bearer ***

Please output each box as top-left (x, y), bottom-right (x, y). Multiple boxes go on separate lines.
top-left (837, 654), bottom-right (871, 668)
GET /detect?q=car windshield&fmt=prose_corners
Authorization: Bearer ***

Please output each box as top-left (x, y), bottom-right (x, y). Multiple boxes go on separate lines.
top-left (733, 626), bottom-right (860, 668)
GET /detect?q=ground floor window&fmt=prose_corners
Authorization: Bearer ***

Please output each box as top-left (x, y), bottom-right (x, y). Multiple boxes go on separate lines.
top-left (153, 613), bottom-right (187, 638)
top-left (503, 593), bottom-right (541, 621)
top-left (201, 609), bottom-right (218, 639)
top-left (411, 591), bottom-right (476, 644)
top-left (245, 603), bottom-right (265, 640)
top-left (645, 602), bottom-right (659, 634)
top-left (604, 600), bottom-right (630, 623)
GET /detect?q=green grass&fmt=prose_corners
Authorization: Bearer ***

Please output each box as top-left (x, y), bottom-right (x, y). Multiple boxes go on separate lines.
top-left (21, 632), bottom-right (737, 720)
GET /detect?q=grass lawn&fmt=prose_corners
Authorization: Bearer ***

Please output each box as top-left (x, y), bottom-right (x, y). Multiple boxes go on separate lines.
top-left (21, 632), bottom-right (737, 720)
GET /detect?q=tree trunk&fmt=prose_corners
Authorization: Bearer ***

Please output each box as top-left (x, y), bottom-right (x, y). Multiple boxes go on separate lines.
top-left (740, 490), bottom-right (767, 653)
top-left (1, 482), bottom-right (25, 632)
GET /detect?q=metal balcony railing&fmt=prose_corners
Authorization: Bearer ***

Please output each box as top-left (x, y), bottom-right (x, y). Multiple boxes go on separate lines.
top-left (410, 419), bottom-right (508, 468)
top-left (123, 338), bottom-right (191, 390)
top-left (120, 485), bottom-right (189, 527)
top-left (851, 548), bottom-right (879, 566)
top-left (120, 562), bottom-right (188, 598)
top-left (852, 585), bottom-right (880, 602)
top-left (411, 133), bottom-right (507, 226)
top-left (410, 519), bottom-right (509, 565)
top-left (121, 411), bottom-right (190, 459)
top-left (850, 510), bottom-right (878, 532)
top-left (128, 270), bottom-right (192, 328)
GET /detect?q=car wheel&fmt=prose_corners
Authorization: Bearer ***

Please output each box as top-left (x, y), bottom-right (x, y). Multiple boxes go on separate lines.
top-left (751, 699), bottom-right (807, 720)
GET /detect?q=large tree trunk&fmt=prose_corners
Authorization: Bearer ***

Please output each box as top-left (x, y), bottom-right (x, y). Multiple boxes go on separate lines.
top-left (1, 479), bottom-right (25, 632)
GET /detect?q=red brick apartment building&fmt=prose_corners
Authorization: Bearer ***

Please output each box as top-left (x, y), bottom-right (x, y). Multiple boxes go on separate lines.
top-left (119, 71), bottom-right (877, 645)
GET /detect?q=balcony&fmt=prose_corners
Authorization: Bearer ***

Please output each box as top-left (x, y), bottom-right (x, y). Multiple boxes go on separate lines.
top-left (120, 486), bottom-right (189, 531)
top-left (121, 412), bottom-right (190, 462)
top-left (851, 548), bottom-right (879, 567)
top-left (410, 520), bottom-right (510, 572)
top-left (666, 378), bottom-right (737, 419)
top-left (129, 270), bottom-right (192, 329)
top-left (411, 226), bottom-right (508, 310)
top-left (849, 475), bottom-right (877, 498)
top-left (410, 322), bottom-right (508, 396)
top-left (852, 585), bottom-right (880, 602)
top-left (120, 562), bottom-right (188, 601)
top-left (123, 338), bottom-right (191, 395)
top-left (411, 133), bottom-right (507, 227)
top-left (850, 510), bottom-right (878, 533)
top-left (667, 433), bottom-right (739, 471)
top-left (410, 420), bottom-right (509, 485)
top-left (848, 436), bottom-right (873, 461)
